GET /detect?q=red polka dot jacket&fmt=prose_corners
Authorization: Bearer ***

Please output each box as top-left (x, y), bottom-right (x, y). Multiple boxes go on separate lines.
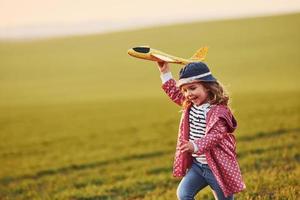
top-left (162, 79), bottom-right (246, 197)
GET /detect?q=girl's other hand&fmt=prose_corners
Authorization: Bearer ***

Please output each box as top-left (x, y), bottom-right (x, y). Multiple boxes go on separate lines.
top-left (156, 62), bottom-right (170, 74)
top-left (179, 139), bottom-right (194, 153)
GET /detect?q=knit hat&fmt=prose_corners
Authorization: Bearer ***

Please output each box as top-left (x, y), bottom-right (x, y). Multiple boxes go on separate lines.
top-left (177, 62), bottom-right (217, 87)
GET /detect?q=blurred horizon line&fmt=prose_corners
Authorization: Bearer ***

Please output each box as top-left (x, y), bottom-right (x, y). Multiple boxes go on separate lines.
top-left (1, 10), bottom-right (299, 41)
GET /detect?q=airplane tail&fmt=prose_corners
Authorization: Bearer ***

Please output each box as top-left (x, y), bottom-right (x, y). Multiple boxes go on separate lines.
top-left (190, 47), bottom-right (208, 61)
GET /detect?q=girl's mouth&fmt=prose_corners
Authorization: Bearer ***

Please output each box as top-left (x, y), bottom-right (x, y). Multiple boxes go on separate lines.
top-left (189, 97), bottom-right (203, 105)
top-left (189, 97), bottom-right (198, 101)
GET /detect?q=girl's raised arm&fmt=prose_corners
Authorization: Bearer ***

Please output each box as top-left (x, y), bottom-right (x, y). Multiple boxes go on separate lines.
top-left (157, 62), bottom-right (185, 106)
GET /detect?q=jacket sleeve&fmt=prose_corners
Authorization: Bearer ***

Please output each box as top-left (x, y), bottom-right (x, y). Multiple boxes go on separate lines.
top-left (161, 79), bottom-right (185, 106)
top-left (193, 118), bottom-right (229, 155)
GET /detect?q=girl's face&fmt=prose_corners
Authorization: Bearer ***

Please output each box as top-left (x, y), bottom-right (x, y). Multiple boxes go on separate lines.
top-left (181, 82), bottom-right (208, 106)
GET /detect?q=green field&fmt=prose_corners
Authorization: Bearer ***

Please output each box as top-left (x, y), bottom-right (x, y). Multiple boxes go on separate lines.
top-left (0, 13), bottom-right (299, 199)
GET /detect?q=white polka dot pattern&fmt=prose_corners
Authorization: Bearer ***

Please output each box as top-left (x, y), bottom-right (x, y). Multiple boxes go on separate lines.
top-left (162, 79), bottom-right (185, 106)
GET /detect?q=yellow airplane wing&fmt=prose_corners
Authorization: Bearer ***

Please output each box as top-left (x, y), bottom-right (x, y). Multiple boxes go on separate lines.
top-left (151, 53), bottom-right (176, 62)
top-left (128, 46), bottom-right (208, 65)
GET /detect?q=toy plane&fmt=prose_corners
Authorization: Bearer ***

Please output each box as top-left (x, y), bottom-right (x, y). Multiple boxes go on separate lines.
top-left (127, 46), bottom-right (208, 65)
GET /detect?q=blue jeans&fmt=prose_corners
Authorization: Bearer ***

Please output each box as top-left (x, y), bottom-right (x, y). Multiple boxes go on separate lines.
top-left (177, 160), bottom-right (234, 200)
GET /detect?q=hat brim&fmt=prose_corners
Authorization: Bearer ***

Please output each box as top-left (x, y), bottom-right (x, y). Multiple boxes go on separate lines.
top-left (176, 75), bottom-right (217, 88)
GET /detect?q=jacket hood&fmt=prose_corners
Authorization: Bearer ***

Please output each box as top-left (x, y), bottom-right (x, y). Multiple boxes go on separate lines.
top-left (207, 105), bottom-right (237, 133)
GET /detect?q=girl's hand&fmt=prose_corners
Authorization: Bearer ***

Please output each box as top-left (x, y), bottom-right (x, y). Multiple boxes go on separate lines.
top-left (156, 61), bottom-right (170, 74)
top-left (179, 139), bottom-right (194, 153)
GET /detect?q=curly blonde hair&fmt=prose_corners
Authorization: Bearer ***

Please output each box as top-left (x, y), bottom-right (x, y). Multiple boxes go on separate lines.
top-left (182, 81), bottom-right (229, 109)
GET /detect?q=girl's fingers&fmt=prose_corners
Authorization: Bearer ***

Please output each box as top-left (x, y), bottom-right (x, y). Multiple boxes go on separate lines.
top-left (179, 144), bottom-right (184, 150)
top-left (157, 61), bottom-right (165, 69)
top-left (181, 147), bottom-right (189, 153)
top-left (179, 143), bottom-right (189, 153)
top-left (179, 140), bottom-right (193, 153)
top-left (179, 140), bottom-right (188, 148)
top-left (180, 139), bottom-right (188, 144)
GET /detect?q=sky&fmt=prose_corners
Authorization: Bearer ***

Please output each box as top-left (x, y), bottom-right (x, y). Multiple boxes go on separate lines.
top-left (0, 0), bottom-right (300, 39)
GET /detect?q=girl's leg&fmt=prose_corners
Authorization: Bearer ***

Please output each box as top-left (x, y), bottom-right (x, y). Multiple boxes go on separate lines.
top-left (201, 165), bottom-right (234, 200)
top-left (176, 162), bottom-right (208, 200)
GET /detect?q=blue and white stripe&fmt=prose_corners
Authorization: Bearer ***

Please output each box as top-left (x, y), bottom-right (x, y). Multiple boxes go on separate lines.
top-left (189, 103), bottom-right (211, 164)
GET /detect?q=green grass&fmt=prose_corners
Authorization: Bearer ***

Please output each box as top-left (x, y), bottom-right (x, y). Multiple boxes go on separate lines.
top-left (0, 13), bottom-right (300, 199)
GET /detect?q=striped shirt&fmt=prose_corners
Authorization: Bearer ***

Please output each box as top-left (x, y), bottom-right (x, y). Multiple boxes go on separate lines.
top-left (189, 103), bottom-right (211, 164)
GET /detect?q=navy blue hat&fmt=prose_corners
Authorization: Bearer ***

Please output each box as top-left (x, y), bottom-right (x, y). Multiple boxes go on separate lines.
top-left (177, 62), bottom-right (217, 87)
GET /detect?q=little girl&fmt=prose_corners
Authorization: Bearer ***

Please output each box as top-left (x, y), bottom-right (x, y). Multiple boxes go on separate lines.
top-left (156, 62), bottom-right (245, 200)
